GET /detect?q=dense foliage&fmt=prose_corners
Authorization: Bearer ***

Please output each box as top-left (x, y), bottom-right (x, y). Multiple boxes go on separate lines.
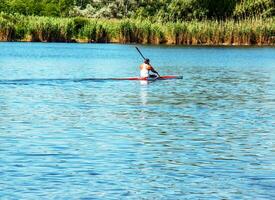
top-left (1, 13), bottom-right (274, 45)
top-left (0, 0), bottom-right (76, 16)
top-left (0, 0), bottom-right (274, 21)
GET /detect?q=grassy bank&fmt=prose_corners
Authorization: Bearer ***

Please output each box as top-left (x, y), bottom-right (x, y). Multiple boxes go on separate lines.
top-left (0, 13), bottom-right (274, 45)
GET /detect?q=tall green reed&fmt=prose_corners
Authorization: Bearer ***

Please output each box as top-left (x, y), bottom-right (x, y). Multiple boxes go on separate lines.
top-left (0, 13), bottom-right (274, 45)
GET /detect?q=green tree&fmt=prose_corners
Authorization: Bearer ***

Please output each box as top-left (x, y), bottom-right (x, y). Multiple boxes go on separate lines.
top-left (199, 0), bottom-right (238, 19)
top-left (234, 0), bottom-right (275, 18)
top-left (165, 0), bottom-right (208, 21)
top-left (40, 1), bottom-right (60, 16)
top-left (59, 0), bottom-right (75, 16)
top-left (0, 0), bottom-right (8, 12)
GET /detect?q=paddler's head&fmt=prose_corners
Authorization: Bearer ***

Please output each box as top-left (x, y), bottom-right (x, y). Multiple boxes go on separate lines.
top-left (144, 58), bottom-right (150, 64)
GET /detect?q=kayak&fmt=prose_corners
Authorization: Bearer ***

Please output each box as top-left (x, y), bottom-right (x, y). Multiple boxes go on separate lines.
top-left (82, 76), bottom-right (183, 81)
top-left (0, 76), bottom-right (182, 85)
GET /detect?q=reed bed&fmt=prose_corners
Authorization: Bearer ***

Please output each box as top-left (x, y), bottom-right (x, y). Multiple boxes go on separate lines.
top-left (27, 17), bottom-right (74, 42)
top-left (0, 13), bottom-right (274, 45)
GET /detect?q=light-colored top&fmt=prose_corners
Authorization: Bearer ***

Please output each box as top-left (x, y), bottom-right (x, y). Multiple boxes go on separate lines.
top-left (140, 63), bottom-right (153, 78)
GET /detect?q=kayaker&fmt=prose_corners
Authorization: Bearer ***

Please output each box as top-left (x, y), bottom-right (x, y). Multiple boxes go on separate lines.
top-left (140, 58), bottom-right (160, 78)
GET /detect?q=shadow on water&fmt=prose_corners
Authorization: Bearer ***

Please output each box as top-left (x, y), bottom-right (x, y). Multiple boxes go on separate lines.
top-left (0, 78), bottom-right (124, 86)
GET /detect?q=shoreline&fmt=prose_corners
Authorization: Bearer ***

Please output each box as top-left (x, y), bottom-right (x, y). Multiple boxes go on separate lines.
top-left (0, 40), bottom-right (274, 47)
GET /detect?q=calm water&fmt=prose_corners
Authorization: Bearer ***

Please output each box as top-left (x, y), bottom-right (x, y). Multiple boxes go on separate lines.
top-left (0, 43), bottom-right (274, 199)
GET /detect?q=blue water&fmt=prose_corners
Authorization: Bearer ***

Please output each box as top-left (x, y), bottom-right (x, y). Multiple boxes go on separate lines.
top-left (0, 43), bottom-right (274, 199)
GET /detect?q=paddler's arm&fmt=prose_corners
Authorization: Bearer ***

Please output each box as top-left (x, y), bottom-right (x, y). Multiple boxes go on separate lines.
top-left (151, 67), bottom-right (160, 77)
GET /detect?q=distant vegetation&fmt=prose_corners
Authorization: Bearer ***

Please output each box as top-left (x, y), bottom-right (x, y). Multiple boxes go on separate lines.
top-left (1, 13), bottom-right (274, 45)
top-left (0, 0), bottom-right (274, 20)
top-left (0, 0), bottom-right (275, 45)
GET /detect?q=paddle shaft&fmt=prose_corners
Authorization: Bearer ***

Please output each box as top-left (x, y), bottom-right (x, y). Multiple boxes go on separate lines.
top-left (135, 47), bottom-right (146, 60)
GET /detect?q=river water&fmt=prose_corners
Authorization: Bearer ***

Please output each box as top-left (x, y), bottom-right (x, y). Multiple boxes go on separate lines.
top-left (0, 43), bottom-right (274, 199)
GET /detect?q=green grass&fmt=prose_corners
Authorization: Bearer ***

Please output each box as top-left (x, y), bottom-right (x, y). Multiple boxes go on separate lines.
top-left (0, 13), bottom-right (274, 45)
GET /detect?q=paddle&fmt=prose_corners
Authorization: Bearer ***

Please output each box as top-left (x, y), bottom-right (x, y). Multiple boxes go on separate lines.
top-left (135, 46), bottom-right (146, 61)
top-left (135, 46), bottom-right (160, 79)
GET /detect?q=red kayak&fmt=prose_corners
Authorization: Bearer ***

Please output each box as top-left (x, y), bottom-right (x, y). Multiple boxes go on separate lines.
top-left (109, 76), bottom-right (183, 81)
top-left (1, 76), bottom-right (182, 84)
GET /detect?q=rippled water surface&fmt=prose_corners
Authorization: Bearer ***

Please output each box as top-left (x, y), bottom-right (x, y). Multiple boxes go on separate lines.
top-left (0, 43), bottom-right (274, 199)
